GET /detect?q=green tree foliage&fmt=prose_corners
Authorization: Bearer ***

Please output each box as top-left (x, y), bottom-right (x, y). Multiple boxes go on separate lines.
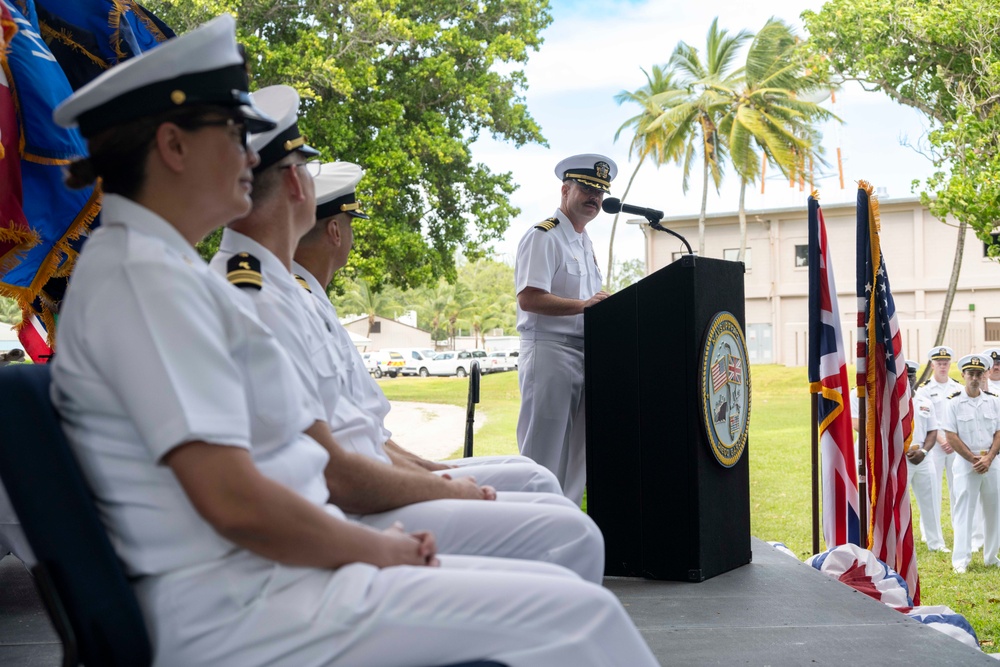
top-left (0, 296), bottom-right (21, 325)
top-left (148, 0), bottom-right (552, 288)
top-left (716, 18), bottom-right (834, 260)
top-left (802, 0), bottom-right (1000, 257)
top-left (610, 65), bottom-right (687, 288)
top-left (333, 258), bottom-right (515, 344)
top-left (608, 258), bottom-right (645, 293)
top-left (653, 18), bottom-right (752, 255)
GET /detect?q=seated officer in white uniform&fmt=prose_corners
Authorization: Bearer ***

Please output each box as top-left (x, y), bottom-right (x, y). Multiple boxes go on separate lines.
top-left (904, 360), bottom-right (948, 552)
top-left (916, 345), bottom-right (963, 535)
top-left (208, 88), bottom-right (603, 583)
top-left (292, 161), bottom-right (563, 494)
top-left (940, 354), bottom-right (1000, 573)
top-left (49, 16), bottom-right (658, 667)
top-left (514, 154), bottom-right (616, 505)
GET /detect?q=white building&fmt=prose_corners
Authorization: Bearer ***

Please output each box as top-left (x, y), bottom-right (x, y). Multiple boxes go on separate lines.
top-left (635, 195), bottom-right (1000, 366)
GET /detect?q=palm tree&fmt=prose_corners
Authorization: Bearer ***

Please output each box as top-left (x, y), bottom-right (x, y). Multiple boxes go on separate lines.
top-left (0, 297), bottom-right (21, 326)
top-left (610, 65), bottom-right (688, 286)
top-left (339, 278), bottom-right (399, 337)
top-left (648, 18), bottom-right (752, 255)
top-left (716, 18), bottom-right (836, 260)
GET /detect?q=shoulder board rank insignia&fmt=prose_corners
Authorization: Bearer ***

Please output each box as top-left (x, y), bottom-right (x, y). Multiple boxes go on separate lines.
top-left (985, 390), bottom-right (997, 397)
top-left (947, 390), bottom-right (962, 399)
top-left (918, 379), bottom-right (930, 387)
top-left (534, 217), bottom-right (559, 232)
top-left (226, 252), bottom-right (263, 291)
top-left (294, 274), bottom-right (312, 293)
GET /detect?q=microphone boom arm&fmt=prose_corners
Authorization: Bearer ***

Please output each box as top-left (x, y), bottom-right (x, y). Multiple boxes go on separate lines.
top-left (648, 217), bottom-right (693, 255)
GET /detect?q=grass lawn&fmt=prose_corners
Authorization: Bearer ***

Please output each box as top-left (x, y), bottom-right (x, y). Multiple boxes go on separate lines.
top-left (379, 364), bottom-right (999, 653)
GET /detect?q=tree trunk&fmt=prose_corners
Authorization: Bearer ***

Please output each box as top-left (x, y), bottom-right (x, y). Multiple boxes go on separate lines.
top-left (606, 155), bottom-right (646, 290)
top-left (698, 156), bottom-right (709, 256)
top-left (917, 219), bottom-right (967, 385)
top-left (738, 179), bottom-right (748, 261)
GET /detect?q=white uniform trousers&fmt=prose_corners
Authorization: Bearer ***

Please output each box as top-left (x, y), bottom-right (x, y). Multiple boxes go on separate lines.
top-left (929, 447), bottom-right (956, 533)
top-left (353, 491), bottom-right (603, 583)
top-left (135, 549), bottom-right (658, 667)
top-left (972, 498), bottom-right (985, 551)
top-left (950, 457), bottom-right (1000, 569)
top-left (517, 340), bottom-right (587, 505)
top-left (907, 457), bottom-right (946, 550)
top-left (434, 455), bottom-right (563, 494)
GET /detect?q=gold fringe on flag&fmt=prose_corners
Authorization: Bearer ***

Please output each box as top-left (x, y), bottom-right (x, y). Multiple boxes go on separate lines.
top-left (39, 22), bottom-right (111, 71)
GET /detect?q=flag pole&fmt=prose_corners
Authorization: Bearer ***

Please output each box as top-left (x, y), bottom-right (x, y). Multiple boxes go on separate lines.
top-left (811, 393), bottom-right (820, 555)
top-left (857, 390), bottom-right (868, 548)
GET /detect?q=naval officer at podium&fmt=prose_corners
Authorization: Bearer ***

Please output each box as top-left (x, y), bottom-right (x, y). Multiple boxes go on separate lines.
top-left (514, 154), bottom-right (617, 505)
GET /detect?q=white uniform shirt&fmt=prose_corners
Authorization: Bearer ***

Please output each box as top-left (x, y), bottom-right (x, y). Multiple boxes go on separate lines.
top-left (290, 264), bottom-right (393, 463)
top-left (514, 209), bottom-right (602, 337)
top-left (51, 195), bottom-right (330, 578)
top-left (916, 377), bottom-right (964, 417)
top-left (912, 393), bottom-right (937, 445)
top-left (210, 230), bottom-right (336, 424)
top-left (942, 390), bottom-right (1000, 454)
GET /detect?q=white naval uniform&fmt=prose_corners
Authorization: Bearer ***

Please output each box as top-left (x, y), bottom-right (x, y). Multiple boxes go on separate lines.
top-left (209, 235), bottom-right (604, 583)
top-left (908, 395), bottom-right (947, 550)
top-left (941, 389), bottom-right (1000, 570)
top-left (50, 195), bottom-right (657, 667)
top-left (916, 378), bottom-right (962, 533)
top-left (514, 209), bottom-right (601, 505)
top-left (291, 263), bottom-right (564, 495)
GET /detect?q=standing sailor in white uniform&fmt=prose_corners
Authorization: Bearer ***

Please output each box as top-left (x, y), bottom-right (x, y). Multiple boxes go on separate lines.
top-left (514, 154), bottom-right (615, 505)
top-left (904, 360), bottom-right (947, 551)
top-left (940, 354), bottom-right (1000, 573)
top-left (916, 345), bottom-right (963, 536)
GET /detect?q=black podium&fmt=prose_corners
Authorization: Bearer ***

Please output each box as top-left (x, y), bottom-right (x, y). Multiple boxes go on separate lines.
top-left (584, 255), bottom-right (751, 581)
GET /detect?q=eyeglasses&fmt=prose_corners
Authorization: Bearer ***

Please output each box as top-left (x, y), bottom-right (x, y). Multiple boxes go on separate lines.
top-left (179, 117), bottom-right (249, 148)
top-left (280, 158), bottom-right (322, 179)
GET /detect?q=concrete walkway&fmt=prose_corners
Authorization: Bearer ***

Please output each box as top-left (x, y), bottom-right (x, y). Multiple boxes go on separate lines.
top-left (384, 401), bottom-right (485, 461)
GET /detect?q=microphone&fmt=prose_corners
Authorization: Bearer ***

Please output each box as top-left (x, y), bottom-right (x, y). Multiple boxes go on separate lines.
top-left (602, 197), bottom-right (693, 255)
top-left (601, 197), bottom-right (664, 222)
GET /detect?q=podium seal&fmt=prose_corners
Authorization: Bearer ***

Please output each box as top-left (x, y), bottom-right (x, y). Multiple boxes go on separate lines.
top-left (700, 311), bottom-right (751, 467)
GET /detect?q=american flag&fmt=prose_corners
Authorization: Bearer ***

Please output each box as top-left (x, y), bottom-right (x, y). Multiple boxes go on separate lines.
top-left (855, 182), bottom-right (919, 604)
top-left (807, 192), bottom-right (860, 549)
top-left (711, 358), bottom-right (727, 392)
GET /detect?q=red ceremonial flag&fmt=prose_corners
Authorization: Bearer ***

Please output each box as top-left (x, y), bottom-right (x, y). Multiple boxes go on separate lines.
top-left (856, 181), bottom-right (919, 604)
top-left (807, 192), bottom-right (860, 548)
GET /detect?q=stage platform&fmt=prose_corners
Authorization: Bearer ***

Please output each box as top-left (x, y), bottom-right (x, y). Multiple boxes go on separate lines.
top-left (1, 538), bottom-right (995, 665)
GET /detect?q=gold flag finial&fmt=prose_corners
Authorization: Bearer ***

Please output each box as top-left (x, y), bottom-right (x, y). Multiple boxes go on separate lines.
top-left (810, 189), bottom-right (820, 200)
top-left (857, 180), bottom-right (874, 196)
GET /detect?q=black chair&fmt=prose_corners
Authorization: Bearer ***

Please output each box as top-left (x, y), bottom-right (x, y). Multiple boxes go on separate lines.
top-left (0, 364), bottom-right (151, 667)
top-left (0, 365), bottom-right (504, 667)
top-left (463, 360), bottom-right (482, 458)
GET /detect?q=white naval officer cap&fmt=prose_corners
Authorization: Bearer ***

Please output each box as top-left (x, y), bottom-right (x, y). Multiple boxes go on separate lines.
top-left (53, 14), bottom-right (275, 138)
top-left (957, 354), bottom-right (991, 372)
top-left (247, 85), bottom-right (320, 174)
top-left (982, 348), bottom-right (1000, 365)
top-left (314, 162), bottom-right (369, 220)
top-left (554, 153), bottom-right (618, 193)
top-left (905, 360), bottom-right (919, 374)
top-left (927, 345), bottom-right (954, 361)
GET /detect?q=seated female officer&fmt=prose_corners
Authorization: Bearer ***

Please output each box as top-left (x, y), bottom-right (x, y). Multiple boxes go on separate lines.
top-left (49, 14), bottom-right (657, 667)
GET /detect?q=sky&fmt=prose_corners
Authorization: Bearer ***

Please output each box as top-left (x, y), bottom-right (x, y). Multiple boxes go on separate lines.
top-left (473, 0), bottom-right (938, 270)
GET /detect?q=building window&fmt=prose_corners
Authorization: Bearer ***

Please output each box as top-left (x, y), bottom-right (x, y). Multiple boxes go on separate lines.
top-left (370, 321), bottom-right (381, 334)
top-left (724, 247), bottom-right (752, 270)
top-left (986, 317), bottom-right (1000, 342)
top-left (794, 244), bottom-right (809, 268)
top-left (984, 231), bottom-right (999, 258)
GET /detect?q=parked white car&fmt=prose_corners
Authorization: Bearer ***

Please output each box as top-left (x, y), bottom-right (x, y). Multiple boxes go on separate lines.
top-left (424, 350), bottom-right (473, 377)
top-left (394, 348), bottom-right (440, 377)
top-left (486, 351), bottom-right (512, 373)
